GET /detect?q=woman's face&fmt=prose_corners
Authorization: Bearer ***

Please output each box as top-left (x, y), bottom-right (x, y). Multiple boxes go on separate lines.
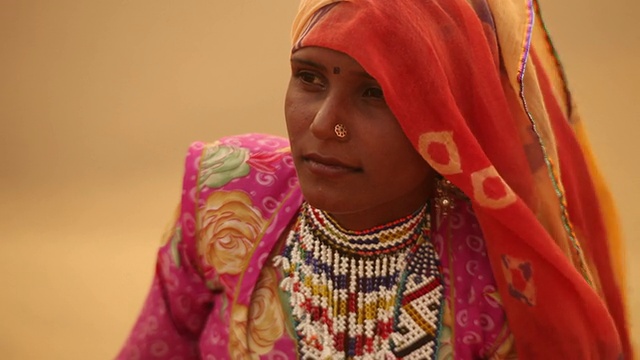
top-left (285, 47), bottom-right (435, 230)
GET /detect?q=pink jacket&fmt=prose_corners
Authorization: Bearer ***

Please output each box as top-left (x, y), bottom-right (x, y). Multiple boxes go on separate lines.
top-left (117, 133), bottom-right (511, 359)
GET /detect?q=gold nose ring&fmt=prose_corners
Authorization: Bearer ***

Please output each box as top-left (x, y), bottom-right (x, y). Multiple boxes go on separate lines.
top-left (334, 124), bottom-right (348, 138)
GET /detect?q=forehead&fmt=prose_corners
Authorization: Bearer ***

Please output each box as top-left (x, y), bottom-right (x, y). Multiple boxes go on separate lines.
top-left (291, 47), bottom-right (373, 77)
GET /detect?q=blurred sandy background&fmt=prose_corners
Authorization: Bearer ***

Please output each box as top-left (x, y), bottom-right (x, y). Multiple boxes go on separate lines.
top-left (0, 0), bottom-right (637, 358)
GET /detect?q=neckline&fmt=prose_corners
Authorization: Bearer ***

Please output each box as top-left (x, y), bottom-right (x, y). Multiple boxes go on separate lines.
top-left (303, 202), bottom-right (430, 256)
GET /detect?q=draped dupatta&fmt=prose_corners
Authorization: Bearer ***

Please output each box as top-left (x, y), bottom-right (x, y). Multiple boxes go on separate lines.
top-left (291, 0), bottom-right (633, 358)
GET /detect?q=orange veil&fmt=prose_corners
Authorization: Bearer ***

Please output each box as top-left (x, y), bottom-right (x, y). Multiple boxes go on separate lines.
top-left (291, 0), bottom-right (632, 358)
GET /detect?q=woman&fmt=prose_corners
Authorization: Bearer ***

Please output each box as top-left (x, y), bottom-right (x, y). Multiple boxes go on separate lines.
top-left (117, 0), bottom-right (633, 359)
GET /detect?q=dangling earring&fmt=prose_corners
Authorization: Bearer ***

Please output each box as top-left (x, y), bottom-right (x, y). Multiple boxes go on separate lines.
top-left (433, 177), bottom-right (463, 217)
top-left (334, 124), bottom-right (348, 138)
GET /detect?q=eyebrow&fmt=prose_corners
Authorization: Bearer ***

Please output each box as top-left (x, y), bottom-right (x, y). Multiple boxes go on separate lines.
top-left (290, 56), bottom-right (377, 80)
top-left (290, 57), bottom-right (327, 71)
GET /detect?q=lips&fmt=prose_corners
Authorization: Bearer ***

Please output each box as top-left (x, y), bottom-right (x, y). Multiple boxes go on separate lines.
top-left (302, 153), bottom-right (362, 175)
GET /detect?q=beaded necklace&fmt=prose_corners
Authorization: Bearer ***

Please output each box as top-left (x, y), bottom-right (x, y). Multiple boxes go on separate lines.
top-left (273, 202), bottom-right (443, 360)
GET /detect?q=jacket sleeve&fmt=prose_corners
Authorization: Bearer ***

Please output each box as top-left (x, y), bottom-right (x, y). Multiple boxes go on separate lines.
top-left (116, 143), bottom-right (215, 360)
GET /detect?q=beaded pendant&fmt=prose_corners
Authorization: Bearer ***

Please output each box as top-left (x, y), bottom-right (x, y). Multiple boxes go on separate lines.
top-left (273, 202), bottom-right (443, 360)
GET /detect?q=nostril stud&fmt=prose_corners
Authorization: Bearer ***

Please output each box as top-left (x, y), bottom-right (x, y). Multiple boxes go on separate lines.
top-left (334, 124), bottom-right (348, 138)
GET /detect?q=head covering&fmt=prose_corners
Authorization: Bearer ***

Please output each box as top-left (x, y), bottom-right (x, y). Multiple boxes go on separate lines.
top-left (291, 0), bottom-right (633, 358)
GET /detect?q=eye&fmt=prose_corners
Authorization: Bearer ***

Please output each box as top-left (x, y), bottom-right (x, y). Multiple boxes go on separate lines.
top-left (363, 87), bottom-right (384, 100)
top-left (295, 70), bottom-right (325, 89)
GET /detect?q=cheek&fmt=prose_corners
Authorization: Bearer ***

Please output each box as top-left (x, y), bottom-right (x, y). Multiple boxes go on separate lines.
top-left (379, 138), bottom-right (433, 184)
top-left (284, 92), bottom-right (311, 138)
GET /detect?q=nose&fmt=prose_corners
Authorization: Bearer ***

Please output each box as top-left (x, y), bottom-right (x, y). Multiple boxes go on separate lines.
top-left (309, 93), bottom-right (348, 140)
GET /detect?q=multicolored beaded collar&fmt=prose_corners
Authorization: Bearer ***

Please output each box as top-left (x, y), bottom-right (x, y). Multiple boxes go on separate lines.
top-left (274, 202), bottom-right (443, 359)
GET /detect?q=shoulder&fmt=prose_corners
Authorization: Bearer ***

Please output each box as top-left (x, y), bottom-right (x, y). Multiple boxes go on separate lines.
top-left (175, 132), bottom-right (302, 272)
top-left (177, 133), bottom-right (299, 238)
top-left (183, 133), bottom-right (296, 190)
top-left (179, 133), bottom-right (302, 297)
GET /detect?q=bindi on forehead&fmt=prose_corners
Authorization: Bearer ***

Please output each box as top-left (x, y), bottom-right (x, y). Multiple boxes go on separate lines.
top-left (333, 66), bottom-right (341, 74)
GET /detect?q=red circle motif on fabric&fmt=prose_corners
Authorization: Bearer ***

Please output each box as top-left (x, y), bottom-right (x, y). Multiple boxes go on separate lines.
top-left (510, 268), bottom-right (527, 292)
top-left (427, 142), bottom-right (451, 166)
top-left (481, 176), bottom-right (508, 200)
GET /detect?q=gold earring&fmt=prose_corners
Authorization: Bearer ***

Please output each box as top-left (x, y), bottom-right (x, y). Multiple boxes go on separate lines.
top-left (334, 124), bottom-right (348, 138)
top-left (434, 177), bottom-right (464, 217)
